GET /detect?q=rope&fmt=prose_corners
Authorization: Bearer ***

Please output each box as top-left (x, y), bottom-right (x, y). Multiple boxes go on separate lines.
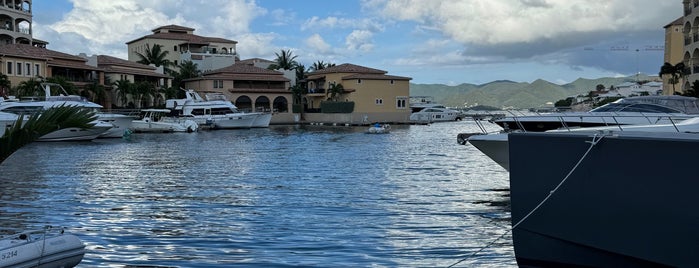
top-left (446, 132), bottom-right (607, 268)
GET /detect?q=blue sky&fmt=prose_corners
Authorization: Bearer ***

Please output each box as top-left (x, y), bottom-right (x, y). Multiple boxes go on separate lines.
top-left (31, 0), bottom-right (680, 86)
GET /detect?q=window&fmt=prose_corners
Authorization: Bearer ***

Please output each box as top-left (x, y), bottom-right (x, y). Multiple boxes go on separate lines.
top-left (25, 63), bottom-right (30, 76)
top-left (34, 64), bottom-right (40, 76)
top-left (174, 60), bottom-right (178, 66)
top-left (357, 79), bottom-right (362, 84)
top-left (396, 97), bottom-right (408, 109)
top-left (6, 61), bottom-right (12, 75)
top-left (16, 62), bottom-right (21, 75)
top-left (213, 80), bottom-right (223, 88)
top-left (390, 80), bottom-right (395, 85)
top-left (375, 98), bottom-right (384, 105)
top-left (174, 45), bottom-right (177, 51)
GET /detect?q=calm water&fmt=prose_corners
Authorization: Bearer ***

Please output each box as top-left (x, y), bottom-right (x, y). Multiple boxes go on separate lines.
top-left (0, 121), bottom-right (514, 267)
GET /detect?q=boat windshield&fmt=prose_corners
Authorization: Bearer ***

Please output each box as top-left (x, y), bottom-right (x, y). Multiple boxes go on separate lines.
top-left (590, 103), bottom-right (682, 113)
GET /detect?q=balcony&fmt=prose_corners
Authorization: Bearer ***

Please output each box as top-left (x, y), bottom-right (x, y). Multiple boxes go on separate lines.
top-left (693, 65), bottom-right (699, 74)
top-left (686, 37), bottom-right (692, 46)
top-left (307, 88), bottom-right (326, 96)
top-left (687, 8), bottom-right (693, 16)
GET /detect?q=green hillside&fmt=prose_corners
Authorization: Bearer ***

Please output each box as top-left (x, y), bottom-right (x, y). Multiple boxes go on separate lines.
top-left (410, 75), bottom-right (656, 109)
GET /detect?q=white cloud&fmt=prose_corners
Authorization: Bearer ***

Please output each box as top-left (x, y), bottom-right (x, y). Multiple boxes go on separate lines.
top-left (346, 30), bottom-right (374, 51)
top-left (235, 32), bottom-right (279, 59)
top-left (305, 34), bottom-right (331, 54)
top-left (365, 0), bottom-right (679, 45)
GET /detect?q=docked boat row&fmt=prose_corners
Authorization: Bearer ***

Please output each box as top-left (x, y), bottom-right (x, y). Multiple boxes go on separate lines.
top-left (457, 95), bottom-right (699, 267)
top-left (0, 85), bottom-right (271, 140)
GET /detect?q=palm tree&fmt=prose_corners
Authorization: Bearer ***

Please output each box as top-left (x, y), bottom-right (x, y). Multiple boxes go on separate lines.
top-left (310, 60), bottom-right (326, 72)
top-left (136, 44), bottom-right (172, 71)
top-left (327, 82), bottom-right (344, 101)
top-left (170, 60), bottom-right (201, 95)
top-left (0, 105), bottom-right (95, 163)
top-left (83, 80), bottom-right (106, 104)
top-left (659, 62), bottom-right (686, 94)
top-left (113, 79), bottom-right (134, 108)
top-left (0, 73), bottom-right (10, 97)
top-left (14, 78), bottom-right (42, 97)
top-left (45, 76), bottom-right (78, 95)
top-left (268, 49), bottom-right (298, 70)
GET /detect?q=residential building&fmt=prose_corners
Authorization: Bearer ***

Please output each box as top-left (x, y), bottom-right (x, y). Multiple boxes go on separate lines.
top-left (237, 57), bottom-right (297, 86)
top-left (0, 43), bottom-right (101, 87)
top-left (0, 0), bottom-right (46, 47)
top-left (82, 54), bottom-right (171, 108)
top-left (681, 0), bottom-right (699, 91)
top-left (126, 25), bottom-right (238, 72)
top-left (305, 63), bottom-right (412, 124)
top-left (663, 17), bottom-right (685, 94)
top-left (182, 64), bottom-right (294, 124)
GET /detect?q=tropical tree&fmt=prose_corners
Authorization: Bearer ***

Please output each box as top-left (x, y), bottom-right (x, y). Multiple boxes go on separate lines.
top-left (268, 49), bottom-right (298, 70)
top-left (310, 60), bottom-right (326, 72)
top-left (295, 64), bottom-right (306, 84)
top-left (0, 73), bottom-right (10, 97)
top-left (327, 82), bottom-right (344, 101)
top-left (0, 105), bottom-right (95, 163)
top-left (169, 60), bottom-right (201, 95)
top-left (113, 79), bottom-right (134, 108)
top-left (136, 44), bottom-right (172, 71)
top-left (45, 76), bottom-right (77, 95)
top-left (83, 80), bottom-right (106, 104)
top-left (659, 62), bottom-right (686, 94)
top-left (14, 78), bottom-right (42, 97)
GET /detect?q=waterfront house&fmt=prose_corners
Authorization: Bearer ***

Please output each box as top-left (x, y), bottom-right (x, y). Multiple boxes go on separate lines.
top-left (82, 54), bottom-right (172, 108)
top-left (182, 63), bottom-right (294, 124)
top-left (0, 43), bottom-right (101, 88)
top-left (0, 0), bottom-right (47, 47)
top-left (126, 25), bottom-right (238, 72)
top-left (304, 63), bottom-right (412, 124)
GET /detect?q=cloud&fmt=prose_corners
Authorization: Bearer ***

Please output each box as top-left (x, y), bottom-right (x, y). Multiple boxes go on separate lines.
top-left (305, 34), bottom-right (332, 54)
top-left (346, 30), bottom-right (374, 51)
top-left (365, 0), bottom-right (679, 45)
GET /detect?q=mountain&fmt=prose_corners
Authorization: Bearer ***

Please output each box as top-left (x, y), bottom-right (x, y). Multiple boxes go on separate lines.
top-left (410, 74), bottom-right (658, 109)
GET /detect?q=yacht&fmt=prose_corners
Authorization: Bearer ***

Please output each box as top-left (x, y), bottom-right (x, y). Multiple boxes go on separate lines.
top-left (409, 96), bottom-right (464, 123)
top-left (493, 95), bottom-right (699, 132)
top-left (166, 89), bottom-right (270, 129)
top-left (131, 109), bottom-right (198, 133)
top-left (508, 129), bottom-right (699, 267)
top-left (0, 83), bottom-right (133, 140)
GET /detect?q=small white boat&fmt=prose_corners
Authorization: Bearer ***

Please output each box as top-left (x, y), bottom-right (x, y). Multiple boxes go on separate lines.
top-left (0, 226), bottom-right (85, 268)
top-left (367, 123), bottom-right (391, 134)
top-left (131, 109), bottom-right (198, 133)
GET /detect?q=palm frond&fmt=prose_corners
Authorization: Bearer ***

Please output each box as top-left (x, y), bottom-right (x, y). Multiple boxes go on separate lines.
top-left (0, 105), bottom-right (96, 163)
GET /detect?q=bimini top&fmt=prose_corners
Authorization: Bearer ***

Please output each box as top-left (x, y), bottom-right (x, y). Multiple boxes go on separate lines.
top-left (590, 95), bottom-right (699, 114)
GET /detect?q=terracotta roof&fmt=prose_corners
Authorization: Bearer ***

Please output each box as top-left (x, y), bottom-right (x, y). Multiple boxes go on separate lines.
top-left (189, 74), bottom-right (289, 82)
top-left (205, 63), bottom-right (285, 76)
top-left (342, 73), bottom-right (412, 81)
top-left (96, 55), bottom-right (157, 70)
top-left (153, 25), bottom-right (195, 33)
top-left (102, 66), bottom-right (170, 78)
top-left (308, 63), bottom-right (387, 75)
top-left (127, 25), bottom-right (237, 45)
top-left (0, 43), bottom-right (87, 62)
top-left (228, 88), bottom-right (292, 94)
top-left (49, 59), bottom-right (100, 70)
top-left (237, 58), bottom-right (274, 65)
top-left (665, 17), bottom-right (684, 28)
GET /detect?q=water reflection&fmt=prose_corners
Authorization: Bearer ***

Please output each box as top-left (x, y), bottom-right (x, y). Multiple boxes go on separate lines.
top-left (0, 121), bottom-right (515, 267)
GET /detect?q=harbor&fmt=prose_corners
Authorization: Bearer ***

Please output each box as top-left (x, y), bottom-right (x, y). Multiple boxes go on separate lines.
top-left (0, 121), bottom-right (514, 267)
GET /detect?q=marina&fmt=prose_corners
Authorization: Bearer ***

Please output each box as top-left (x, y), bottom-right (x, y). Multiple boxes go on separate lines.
top-left (0, 121), bottom-right (514, 267)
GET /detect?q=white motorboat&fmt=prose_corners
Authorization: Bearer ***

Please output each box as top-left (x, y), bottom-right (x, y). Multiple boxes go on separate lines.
top-left (0, 83), bottom-right (127, 141)
top-left (493, 95), bottom-right (699, 132)
top-left (367, 123), bottom-right (390, 134)
top-left (166, 89), bottom-right (270, 129)
top-left (410, 107), bottom-right (464, 123)
top-left (0, 111), bottom-right (19, 137)
top-left (131, 109), bottom-right (198, 133)
top-left (0, 226), bottom-right (85, 268)
top-left (464, 116), bottom-right (699, 171)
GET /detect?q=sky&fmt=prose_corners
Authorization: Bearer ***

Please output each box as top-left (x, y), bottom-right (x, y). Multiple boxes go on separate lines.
top-left (31, 0), bottom-right (681, 86)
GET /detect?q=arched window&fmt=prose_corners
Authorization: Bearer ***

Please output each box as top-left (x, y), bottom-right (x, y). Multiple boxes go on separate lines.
top-left (255, 96), bottom-right (270, 112)
top-left (235, 96), bottom-right (252, 112)
top-left (273, 96), bottom-right (288, 113)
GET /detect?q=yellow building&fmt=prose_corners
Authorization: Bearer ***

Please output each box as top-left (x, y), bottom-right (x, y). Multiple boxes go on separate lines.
top-left (0, 0), bottom-right (46, 47)
top-left (0, 43), bottom-right (100, 88)
top-left (126, 25), bottom-right (238, 72)
top-left (681, 0), bottom-right (699, 91)
top-left (305, 63), bottom-right (412, 124)
top-left (663, 17), bottom-right (684, 95)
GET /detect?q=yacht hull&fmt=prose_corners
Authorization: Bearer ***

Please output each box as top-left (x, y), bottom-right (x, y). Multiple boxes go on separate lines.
top-left (509, 131), bottom-right (699, 267)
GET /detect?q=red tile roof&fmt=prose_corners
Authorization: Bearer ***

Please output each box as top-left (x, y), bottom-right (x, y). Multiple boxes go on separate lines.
top-left (308, 63), bottom-right (387, 75)
top-left (96, 55), bottom-right (157, 70)
top-left (0, 43), bottom-right (86, 62)
top-left (342, 73), bottom-right (412, 81)
top-left (205, 63), bottom-right (285, 76)
top-left (127, 25), bottom-right (237, 45)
